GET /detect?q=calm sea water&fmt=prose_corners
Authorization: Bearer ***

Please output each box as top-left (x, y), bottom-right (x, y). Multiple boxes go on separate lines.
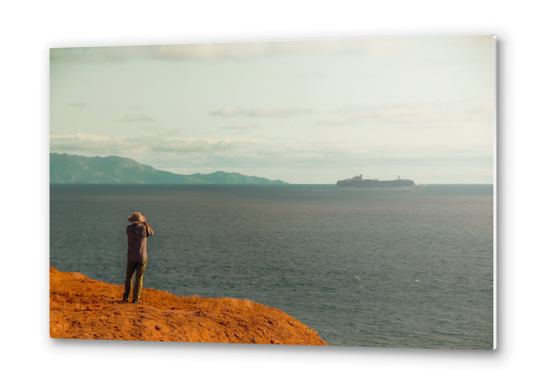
top-left (50, 184), bottom-right (494, 349)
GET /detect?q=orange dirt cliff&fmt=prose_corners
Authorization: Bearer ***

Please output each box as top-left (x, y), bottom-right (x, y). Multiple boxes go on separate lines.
top-left (50, 268), bottom-right (327, 345)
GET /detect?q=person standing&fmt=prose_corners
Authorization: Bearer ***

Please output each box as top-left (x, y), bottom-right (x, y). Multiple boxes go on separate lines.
top-left (123, 212), bottom-right (154, 303)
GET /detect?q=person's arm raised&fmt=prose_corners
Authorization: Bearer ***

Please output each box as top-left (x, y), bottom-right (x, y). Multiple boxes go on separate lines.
top-left (144, 222), bottom-right (154, 236)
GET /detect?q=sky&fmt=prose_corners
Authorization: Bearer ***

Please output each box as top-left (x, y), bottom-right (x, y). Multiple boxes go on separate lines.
top-left (50, 35), bottom-right (494, 184)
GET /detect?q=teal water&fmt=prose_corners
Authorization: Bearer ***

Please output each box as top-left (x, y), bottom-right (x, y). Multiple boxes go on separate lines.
top-left (50, 184), bottom-right (494, 349)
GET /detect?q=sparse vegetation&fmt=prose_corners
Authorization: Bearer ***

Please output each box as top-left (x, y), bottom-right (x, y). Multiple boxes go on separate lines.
top-left (49, 267), bottom-right (327, 345)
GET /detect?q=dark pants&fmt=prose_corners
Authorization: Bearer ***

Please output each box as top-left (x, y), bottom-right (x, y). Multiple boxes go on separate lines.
top-left (123, 259), bottom-right (147, 302)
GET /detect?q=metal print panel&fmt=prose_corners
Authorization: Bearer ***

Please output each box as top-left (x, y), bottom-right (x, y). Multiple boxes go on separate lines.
top-left (50, 35), bottom-right (495, 349)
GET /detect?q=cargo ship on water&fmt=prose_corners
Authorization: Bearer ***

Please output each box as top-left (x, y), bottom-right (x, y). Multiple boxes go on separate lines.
top-left (336, 174), bottom-right (425, 190)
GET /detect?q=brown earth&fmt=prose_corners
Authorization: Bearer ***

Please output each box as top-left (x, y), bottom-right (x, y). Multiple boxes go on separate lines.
top-left (50, 267), bottom-right (327, 345)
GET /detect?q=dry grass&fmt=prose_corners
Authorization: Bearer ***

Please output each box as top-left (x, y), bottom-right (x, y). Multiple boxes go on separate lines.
top-left (49, 267), bottom-right (327, 345)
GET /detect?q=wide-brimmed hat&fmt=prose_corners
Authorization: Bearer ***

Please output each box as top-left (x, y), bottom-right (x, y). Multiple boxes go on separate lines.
top-left (128, 212), bottom-right (146, 224)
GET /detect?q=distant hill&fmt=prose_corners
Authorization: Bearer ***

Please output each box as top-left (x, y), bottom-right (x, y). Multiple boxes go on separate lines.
top-left (50, 153), bottom-right (287, 185)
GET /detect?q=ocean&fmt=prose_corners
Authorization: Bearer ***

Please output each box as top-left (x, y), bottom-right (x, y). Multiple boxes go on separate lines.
top-left (50, 184), bottom-right (494, 349)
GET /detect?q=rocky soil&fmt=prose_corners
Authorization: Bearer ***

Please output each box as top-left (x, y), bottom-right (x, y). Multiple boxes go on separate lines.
top-left (49, 267), bottom-right (327, 345)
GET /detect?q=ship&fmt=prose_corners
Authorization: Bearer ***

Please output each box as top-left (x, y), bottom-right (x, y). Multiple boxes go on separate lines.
top-left (336, 174), bottom-right (425, 190)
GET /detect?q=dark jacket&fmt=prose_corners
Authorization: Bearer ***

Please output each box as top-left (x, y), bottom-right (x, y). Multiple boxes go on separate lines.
top-left (126, 223), bottom-right (154, 262)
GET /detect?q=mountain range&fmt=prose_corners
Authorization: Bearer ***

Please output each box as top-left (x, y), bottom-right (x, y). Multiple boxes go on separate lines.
top-left (50, 153), bottom-right (287, 185)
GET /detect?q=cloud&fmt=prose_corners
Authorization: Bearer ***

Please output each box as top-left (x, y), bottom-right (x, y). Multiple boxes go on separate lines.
top-left (151, 137), bottom-right (260, 155)
top-left (50, 38), bottom-right (409, 63)
top-left (140, 126), bottom-right (166, 132)
top-left (50, 36), bottom-right (493, 79)
top-left (140, 126), bottom-right (181, 135)
top-left (50, 133), bottom-right (130, 154)
top-left (50, 129), bottom-right (491, 175)
top-left (220, 123), bottom-right (260, 132)
top-left (164, 129), bottom-right (182, 136)
top-left (317, 101), bottom-right (494, 126)
top-left (50, 133), bottom-right (260, 158)
top-left (317, 103), bottom-right (440, 126)
top-left (210, 106), bottom-right (314, 118)
top-left (118, 113), bottom-right (155, 122)
top-left (398, 35), bottom-right (494, 68)
top-left (51, 133), bottom-right (116, 142)
top-left (455, 101), bottom-right (494, 121)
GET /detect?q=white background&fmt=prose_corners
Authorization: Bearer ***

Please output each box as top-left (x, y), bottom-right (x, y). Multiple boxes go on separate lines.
top-left (1, 1), bottom-right (539, 382)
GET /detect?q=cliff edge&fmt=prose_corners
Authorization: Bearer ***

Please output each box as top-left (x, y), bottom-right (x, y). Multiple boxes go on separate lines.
top-left (49, 268), bottom-right (327, 345)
